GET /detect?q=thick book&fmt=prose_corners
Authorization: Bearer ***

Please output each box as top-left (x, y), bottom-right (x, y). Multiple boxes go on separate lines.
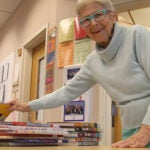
top-left (0, 103), bottom-right (10, 122)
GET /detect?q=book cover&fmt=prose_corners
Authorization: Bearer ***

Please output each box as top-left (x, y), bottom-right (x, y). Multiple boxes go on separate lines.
top-left (0, 103), bottom-right (11, 122)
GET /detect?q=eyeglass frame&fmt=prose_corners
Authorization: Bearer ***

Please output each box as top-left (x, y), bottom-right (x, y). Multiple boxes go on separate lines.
top-left (79, 9), bottom-right (110, 27)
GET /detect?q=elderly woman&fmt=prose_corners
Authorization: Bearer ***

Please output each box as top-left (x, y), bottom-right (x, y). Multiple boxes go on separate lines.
top-left (8, 0), bottom-right (150, 148)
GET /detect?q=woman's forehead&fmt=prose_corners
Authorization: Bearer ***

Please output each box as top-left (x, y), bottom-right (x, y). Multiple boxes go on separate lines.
top-left (79, 2), bottom-right (104, 17)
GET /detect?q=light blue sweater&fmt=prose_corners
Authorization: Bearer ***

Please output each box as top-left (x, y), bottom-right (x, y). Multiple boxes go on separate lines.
top-left (29, 23), bottom-right (150, 129)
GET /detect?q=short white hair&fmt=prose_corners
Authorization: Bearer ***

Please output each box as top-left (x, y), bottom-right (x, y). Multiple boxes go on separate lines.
top-left (76, 0), bottom-right (115, 15)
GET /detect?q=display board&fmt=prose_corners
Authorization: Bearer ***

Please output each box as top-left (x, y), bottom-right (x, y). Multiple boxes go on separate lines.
top-left (63, 65), bottom-right (92, 122)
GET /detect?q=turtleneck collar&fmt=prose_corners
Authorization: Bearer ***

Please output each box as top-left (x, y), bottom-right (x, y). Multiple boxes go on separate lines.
top-left (95, 23), bottom-right (127, 63)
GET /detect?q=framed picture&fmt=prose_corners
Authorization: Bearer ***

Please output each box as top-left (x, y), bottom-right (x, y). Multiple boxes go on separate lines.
top-left (64, 100), bottom-right (85, 121)
top-left (63, 64), bottom-right (81, 83)
top-left (67, 67), bottom-right (80, 80)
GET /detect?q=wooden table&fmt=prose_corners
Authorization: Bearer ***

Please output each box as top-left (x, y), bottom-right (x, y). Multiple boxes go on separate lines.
top-left (0, 146), bottom-right (147, 150)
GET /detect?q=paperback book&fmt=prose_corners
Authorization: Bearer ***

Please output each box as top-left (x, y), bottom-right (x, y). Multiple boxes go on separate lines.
top-left (0, 103), bottom-right (10, 122)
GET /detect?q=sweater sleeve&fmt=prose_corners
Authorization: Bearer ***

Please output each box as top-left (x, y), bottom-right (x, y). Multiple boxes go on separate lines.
top-left (28, 56), bottom-right (96, 111)
top-left (135, 25), bottom-right (150, 125)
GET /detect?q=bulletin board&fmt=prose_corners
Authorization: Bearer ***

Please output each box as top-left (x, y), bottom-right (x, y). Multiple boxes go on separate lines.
top-left (63, 64), bottom-right (92, 122)
top-left (58, 17), bottom-right (92, 68)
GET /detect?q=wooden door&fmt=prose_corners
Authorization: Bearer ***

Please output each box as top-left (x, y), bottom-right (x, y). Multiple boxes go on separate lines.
top-left (29, 41), bottom-right (45, 122)
top-left (114, 106), bottom-right (122, 142)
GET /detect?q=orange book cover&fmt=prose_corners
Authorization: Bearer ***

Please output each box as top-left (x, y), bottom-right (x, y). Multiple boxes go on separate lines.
top-left (0, 103), bottom-right (10, 122)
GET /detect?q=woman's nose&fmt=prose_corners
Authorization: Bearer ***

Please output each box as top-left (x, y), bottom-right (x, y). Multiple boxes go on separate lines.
top-left (90, 18), bottom-right (98, 26)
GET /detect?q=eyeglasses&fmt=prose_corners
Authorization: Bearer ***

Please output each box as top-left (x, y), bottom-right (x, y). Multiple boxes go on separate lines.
top-left (80, 9), bottom-right (110, 27)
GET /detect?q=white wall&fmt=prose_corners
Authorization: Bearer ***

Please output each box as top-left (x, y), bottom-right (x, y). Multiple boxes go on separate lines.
top-left (119, 7), bottom-right (150, 26)
top-left (0, 0), bottom-right (77, 123)
top-left (0, 0), bottom-right (57, 60)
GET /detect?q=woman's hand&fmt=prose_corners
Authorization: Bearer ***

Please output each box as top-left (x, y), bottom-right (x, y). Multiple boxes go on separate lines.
top-left (112, 125), bottom-right (150, 148)
top-left (7, 100), bottom-right (31, 112)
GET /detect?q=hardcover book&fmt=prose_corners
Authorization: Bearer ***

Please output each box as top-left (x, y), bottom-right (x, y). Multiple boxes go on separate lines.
top-left (0, 103), bottom-right (10, 122)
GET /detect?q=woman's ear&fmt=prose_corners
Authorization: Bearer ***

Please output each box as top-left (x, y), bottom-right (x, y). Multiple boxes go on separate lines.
top-left (108, 10), bottom-right (117, 21)
top-left (116, 13), bottom-right (119, 21)
top-left (112, 11), bottom-right (118, 22)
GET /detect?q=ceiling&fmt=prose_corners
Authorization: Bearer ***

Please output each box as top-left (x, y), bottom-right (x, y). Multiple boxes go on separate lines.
top-left (0, 0), bottom-right (150, 31)
top-left (112, 0), bottom-right (150, 12)
top-left (0, 0), bottom-right (23, 29)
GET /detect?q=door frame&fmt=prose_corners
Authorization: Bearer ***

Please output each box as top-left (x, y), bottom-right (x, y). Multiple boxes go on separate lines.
top-left (18, 23), bottom-right (49, 122)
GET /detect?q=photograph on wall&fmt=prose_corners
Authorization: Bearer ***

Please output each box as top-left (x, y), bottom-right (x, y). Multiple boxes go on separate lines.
top-left (63, 64), bottom-right (81, 83)
top-left (64, 100), bottom-right (84, 121)
top-left (67, 67), bottom-right (80, 80)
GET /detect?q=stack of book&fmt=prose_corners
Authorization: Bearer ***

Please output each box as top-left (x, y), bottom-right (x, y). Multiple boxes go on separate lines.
top-left (0, 121), bottom-right (102, 146)
top-left (0, 103), bottom-right (102, 146)
top-left (49, 122), bottom-right (101, 146)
